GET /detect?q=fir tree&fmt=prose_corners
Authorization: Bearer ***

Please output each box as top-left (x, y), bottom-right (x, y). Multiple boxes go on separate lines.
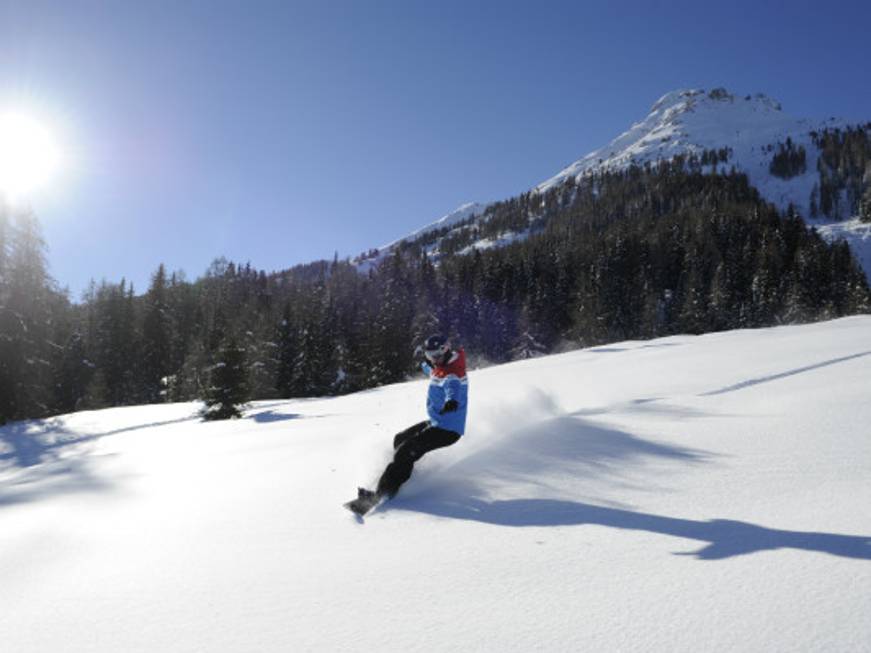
top-left (0, 207), bottom-right (59, 420)
top-left (53, 332), bottom-right (94, 413)
top-left (860, 187), bottom-right (871, 223)
top-left (202, 333), bottom-right (250, 420)
top-left (275, 302), bottom-right (298, 397)
top-left (141, 264), bottom-right (173, 402)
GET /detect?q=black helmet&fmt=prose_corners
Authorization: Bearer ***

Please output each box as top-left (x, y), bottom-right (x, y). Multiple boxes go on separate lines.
top-left (423, 334), bottom-right (451, 365)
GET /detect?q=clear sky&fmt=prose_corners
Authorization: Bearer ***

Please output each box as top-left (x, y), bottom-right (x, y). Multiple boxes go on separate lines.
top-left (2, 0), bottom-right (870, 298)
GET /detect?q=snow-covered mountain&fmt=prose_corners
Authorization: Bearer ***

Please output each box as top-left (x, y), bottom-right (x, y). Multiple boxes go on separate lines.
top-left (538, 88), bottom-right (842, 214)
top-left (355, 201), bottom-right (485, 273)
top-left (360, 88), bottom-right (870, 277)
top-left (2, 316), bottom-right (871, 651)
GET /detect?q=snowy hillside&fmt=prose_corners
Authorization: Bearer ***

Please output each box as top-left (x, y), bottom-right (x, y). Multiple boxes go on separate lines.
top-left (538, 88), bottom-right (871, 274)
top-left (360, 88), bottom-right (870, 279)
top-left (355, 201), bottom-right (485, 272)
top-left (536, 89), bottom-right (871, 270)
top-left (3, 317), bottom-right (871, 652)
top-left (538, 88), bottom-right (841, 215)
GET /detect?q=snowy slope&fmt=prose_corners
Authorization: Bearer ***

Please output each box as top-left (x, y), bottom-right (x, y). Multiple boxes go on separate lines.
top-left (382, 201), bottom-right (485, 250)
top-left (354, 202), bottom-right (485, 272)
top-left (537, 88), bottom-right (871, 277)
top-left (364, 89), bottom-right (870, 278)
top-left (2, 317), bottom-right (871, 651)
top-left (538, 88), bottom-right (844, 217)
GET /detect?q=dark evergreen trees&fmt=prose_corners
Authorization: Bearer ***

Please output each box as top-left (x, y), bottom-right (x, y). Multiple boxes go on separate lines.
top-left (53, 332), bottom-right (94, 413)
top-left (2, 157), bottom-right (870, 424)
top-left (275, 302), bottom-right (298, 398)
top-left (769, 139), bottom-right (807, 179)
top-left (367, 252), bottom-right (415, 386)
top-left (812, 127), bottom-right (871, 219)
top-left (202, 333), bottom-right (250, 420)
top-left (0, 206), bottom-right (65, 422)
top-left (141, 264), bottom-right (172, 402)
top-left (86, 280), bottom-right (139, 407)
top-left (860, 187), bottom-right (871, 223)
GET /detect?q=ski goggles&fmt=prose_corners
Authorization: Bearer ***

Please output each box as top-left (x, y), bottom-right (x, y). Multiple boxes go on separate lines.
top-left (424, 344), bottom-right (450, 364)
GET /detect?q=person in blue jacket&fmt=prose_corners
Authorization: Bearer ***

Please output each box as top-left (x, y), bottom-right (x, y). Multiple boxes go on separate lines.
top-left (371, 334), bottom-right (469, 501)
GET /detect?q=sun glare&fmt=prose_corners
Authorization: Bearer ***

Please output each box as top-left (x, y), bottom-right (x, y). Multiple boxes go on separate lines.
top-left (0, 112), bottom-right (61, 198)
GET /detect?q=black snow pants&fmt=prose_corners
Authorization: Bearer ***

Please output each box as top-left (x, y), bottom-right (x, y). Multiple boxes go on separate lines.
top-left (376, 420), bottom-right (460, 499)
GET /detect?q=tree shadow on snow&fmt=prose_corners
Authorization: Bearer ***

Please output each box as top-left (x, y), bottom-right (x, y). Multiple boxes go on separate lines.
top-left (397, 496), bottom-right (871, 561)
top-left (0, 414), bottom-right (201, 469)
top-left (0, 420), bottom-right (99, 469)
top-left (700, 350), bottom-right (871, 396)
top-left (248, 409), bottom-right (302, 424)
top-left (400, 407), bottom-right (713, 499)
top-left (0, 412), bottom-right (200, 509)
top-left (388, 406), bottom-right (871, 561)
top-left (0, 420), bottom-right (112, 509)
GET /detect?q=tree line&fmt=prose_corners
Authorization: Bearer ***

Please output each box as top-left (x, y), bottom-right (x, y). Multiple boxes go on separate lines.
top-left (1, 160), bottom-right (869, 424)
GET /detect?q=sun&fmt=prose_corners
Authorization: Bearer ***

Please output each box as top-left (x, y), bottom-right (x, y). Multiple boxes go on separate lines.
top-left (0, 112), bottom-right (61, 198)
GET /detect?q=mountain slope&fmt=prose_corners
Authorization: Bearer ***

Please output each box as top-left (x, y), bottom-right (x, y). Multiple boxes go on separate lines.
top-left (537, 88), bottom-right (842, 216)
top-left (362, 88), bottom-right (870, 278)
top-left (2, 316), bottom-right (870, 652)
top-left (356, 201), bottom-right (485, 272)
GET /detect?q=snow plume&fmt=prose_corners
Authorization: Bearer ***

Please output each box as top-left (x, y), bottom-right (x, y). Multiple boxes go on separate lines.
top-left (400, 386), bottom-right (564, 499)
top-left (398, 381), bottom-right (709, 510)
top-left (472, 385), bottom-right (564, 449)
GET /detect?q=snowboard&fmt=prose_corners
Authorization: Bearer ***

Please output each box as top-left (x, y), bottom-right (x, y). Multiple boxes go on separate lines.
top-left (344, 487), bottom-right (381, 517)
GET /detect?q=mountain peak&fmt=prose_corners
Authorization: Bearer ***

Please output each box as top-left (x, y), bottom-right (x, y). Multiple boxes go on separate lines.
top-left (536, 88), bottom-right (813, 196)
top-left (649, 88), bottom-right (784, 115)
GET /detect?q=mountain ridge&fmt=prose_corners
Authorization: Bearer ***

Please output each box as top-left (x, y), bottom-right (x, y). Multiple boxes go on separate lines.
top-left (358, 88), bottom-right (869, 277)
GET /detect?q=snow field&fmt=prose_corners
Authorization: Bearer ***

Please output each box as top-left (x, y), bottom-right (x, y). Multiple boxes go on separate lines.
top-left (1, 317), bottom-right (871, 651)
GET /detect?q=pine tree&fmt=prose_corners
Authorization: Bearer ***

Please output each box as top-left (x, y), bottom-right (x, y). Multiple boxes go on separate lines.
top-left (141, 264), bottom-right (173, 402)
top-left (202, 333), bottom-right (250, 420)
top-left (166, 271), bottom-right (200, 400)
top-left (860, 187), bottom-right (871, 223)
top-left (275, 302), bottom-right (298, 397)
top-left (53, 332), bottom-right (94, 413)
top-left (368, 252), bottom-right (414, 385)
top-left (92, 280), bottom-right (139, 406)
top-left (0, 208), bottom-right (59, 420)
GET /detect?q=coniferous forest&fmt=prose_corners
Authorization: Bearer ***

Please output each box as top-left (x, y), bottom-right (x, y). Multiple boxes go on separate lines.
top-left (1, 157), bottom-right (869, 424)
top-left (810, 125), bottom-right (871, 220)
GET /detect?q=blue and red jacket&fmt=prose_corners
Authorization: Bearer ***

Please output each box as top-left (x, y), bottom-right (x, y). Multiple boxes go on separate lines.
top-left (421, 348), bottom-right (469, 436)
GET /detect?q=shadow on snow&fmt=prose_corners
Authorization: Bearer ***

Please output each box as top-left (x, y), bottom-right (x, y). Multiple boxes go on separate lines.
top-left (700, 351), bottom-right (871, 396)
top-left (248, 409), bottom-right (302, 424)
top-left (395, 496), bottom-right (871, 561)
top-left (389, 399), bottom-right (871, 561)
top-left (0, 414), bottom-right (200, 469)
top-left (0, 412), bottom-right (198, 509)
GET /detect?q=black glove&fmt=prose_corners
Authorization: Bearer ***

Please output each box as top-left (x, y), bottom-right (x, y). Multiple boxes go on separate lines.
top-left (441, 399), bottom-right (459, 414)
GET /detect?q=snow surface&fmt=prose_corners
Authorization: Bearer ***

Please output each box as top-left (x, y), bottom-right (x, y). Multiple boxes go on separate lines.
top-left (2, 317), bottom-right (871, 652)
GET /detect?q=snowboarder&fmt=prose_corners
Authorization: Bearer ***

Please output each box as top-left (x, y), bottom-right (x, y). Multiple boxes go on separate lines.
top-left (345, 335), bottom-right (469, 516)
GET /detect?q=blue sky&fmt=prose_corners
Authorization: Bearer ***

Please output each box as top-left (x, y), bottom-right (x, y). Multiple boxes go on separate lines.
top-left (2, 0), bottom-right (870, 297)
